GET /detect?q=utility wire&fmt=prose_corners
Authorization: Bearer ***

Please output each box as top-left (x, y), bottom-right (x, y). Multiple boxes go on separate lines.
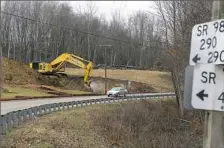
top-left (1, 11), bottom-right (167, 48)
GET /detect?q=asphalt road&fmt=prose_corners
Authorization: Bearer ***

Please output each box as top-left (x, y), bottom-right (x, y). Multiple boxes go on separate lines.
top-left (1, 92), bottom-right (174, 115)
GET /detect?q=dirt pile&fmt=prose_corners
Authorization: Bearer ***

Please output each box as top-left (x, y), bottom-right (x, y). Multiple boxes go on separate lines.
top-left (2, 58), bottom-right (38, 85)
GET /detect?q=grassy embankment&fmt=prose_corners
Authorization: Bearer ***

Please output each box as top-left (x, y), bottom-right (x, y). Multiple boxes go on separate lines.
top-left (2, 99), bottom-right (203, 148)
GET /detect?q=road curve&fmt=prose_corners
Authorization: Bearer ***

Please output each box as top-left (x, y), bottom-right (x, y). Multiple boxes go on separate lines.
top-left (1, 92), bottom-right (174, 115)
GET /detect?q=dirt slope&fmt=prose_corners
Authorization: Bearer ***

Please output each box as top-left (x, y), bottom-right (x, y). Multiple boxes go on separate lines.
top-left (2, 58), bottom-right (38, 85)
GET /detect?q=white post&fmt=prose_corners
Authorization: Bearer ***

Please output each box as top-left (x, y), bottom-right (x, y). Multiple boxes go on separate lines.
top-left (203, 1), bottom-right (224, 148)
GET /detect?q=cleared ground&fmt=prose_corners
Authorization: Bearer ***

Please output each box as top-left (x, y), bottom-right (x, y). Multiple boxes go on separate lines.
top-left (2, 57), bottom-right (173, 99)
top-left (66, 68), bottom-right (173, 92)
top-left (2, 100), bottom-right (203, 148)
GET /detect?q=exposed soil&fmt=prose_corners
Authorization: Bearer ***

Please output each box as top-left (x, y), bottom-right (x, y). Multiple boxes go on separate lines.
top-left (2, 58), bottom-right (38, 85)
top-left (37, 74), bottom-right (156, 94)
top-left (89, 76), bottom-right (156, 93)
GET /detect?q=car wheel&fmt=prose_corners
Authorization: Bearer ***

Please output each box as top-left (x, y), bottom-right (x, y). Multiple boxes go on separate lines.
top-left (108, 94), bottom-right (111, 97)
top-left (115, 93), bottom-right (119, 97)
top-left (124, 93), bottom-right (126, 97)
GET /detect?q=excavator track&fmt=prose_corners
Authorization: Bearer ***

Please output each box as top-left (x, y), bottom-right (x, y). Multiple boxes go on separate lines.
top-left (41, 73), bottom-right (68, 78)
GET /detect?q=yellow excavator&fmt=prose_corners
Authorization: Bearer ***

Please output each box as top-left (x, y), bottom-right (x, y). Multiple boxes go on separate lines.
top-left (29, 53), bottom-right (93, 87)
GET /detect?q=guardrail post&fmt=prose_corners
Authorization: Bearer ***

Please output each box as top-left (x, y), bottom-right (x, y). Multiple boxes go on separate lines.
top-left (23, 109), bottom-right (28, 122)
top-left (44, 105), bottom-right (48, 114)
top-left (58, 103), bottom-right (62, 111)
top-left (74, 101), bottom-right (77, 107)
top-left (80, 101), bottom-right (83, 107)
top-left (67, 102), bottom-right (70, 109)
top-left (67, 102), bottom-right (71, 109)
top-left (5, 113), bottom-right (11, 133)
top-left (17, 110), bottom-right (22, 125)
top-left (47, 104), bottom-right (51, 113)
top-left (49, 104), bottom-right (53, 113)
top-left (71, 102), bottom-right (74, 108)
top-left (41, 105), bottom-right (45, 115)
top-left (81, 100), bottom-right (84, 106)
top-left (74, 101), bottom-right (78, 107)
top-left (57, 103), bottom-right (60, 111)
top-left (66, 102), bottom-right (69, 109)
top-left (85, 100), bottom-right (88, 106)
top-left (62, 103), bottom-right (65, 110)
top-left (37, 106), bottom-right (41, 115)
top-left (76, 101), bottom-right (79, 107)
top-left (37, 106), bottom-right (40, 115)
top-left (108, 98), bottom-right (110, 103)
top-left (33, 107), bottom-right (37, 116)
top-left (28, 108), bottom-right (32, 118)
top-left (12, 111), bottom-right (18, 127)
top-left (52, 103), bottom-right (56, 112)
top-left (64, 102), bottom-right (67, 110)
top-left (116, 97), bottom-right (119, 102)
top-left (105, 98), bottom-right (109, 104)
top-left (1, 115), bottom-right (6, 135)
top-left (56, 103), bottom-right (60, 111)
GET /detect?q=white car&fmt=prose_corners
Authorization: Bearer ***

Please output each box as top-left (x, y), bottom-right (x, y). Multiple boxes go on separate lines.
top-left (107, 87), bottom-right (128, 97)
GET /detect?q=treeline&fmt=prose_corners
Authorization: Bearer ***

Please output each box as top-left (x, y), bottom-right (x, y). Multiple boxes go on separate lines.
top-left (1, 1), bottom-right (212, 71)
top-left (1, 1), bottom-right (162, 69)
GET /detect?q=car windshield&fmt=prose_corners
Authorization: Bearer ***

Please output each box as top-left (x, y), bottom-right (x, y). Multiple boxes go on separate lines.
top-left (111, 87), bottom-right (120, 91)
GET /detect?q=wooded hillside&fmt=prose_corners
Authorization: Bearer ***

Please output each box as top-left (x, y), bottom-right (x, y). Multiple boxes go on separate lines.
top-left (1, 1), bottom-right (211, 73)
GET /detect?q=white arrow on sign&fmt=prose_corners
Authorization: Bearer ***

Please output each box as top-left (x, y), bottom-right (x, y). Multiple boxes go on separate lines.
top-left (191, 64), bottom-right (224, 111)
top-left (190, 19), bottom-right (224, 65)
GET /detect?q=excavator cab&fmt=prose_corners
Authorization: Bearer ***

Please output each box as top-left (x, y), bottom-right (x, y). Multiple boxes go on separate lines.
top-left (29, 62), bottom-right (53, 73)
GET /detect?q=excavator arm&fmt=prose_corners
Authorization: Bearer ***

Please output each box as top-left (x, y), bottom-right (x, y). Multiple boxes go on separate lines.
top-left (49, 53), bottom-right (93, 86)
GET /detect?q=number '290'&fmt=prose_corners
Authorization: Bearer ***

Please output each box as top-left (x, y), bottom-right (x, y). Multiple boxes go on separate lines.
top-left (200, 37), bottom-right (217, 50)
top-left (208, 50), bottom-right (224, 63)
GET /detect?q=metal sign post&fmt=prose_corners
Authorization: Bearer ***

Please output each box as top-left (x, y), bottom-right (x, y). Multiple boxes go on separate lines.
top-left (184, 1), bottom-right (224, 148)
top-left (0, 0), bottom-right (2, 143)
top-left (203, 2), bottom-right (224, 148)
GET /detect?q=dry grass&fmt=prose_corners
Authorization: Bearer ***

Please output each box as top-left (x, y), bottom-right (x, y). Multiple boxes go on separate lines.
top-left (90, 100), bottom-right (204, 148)
top-left (65, 68), bottom-right (173, 92)
top-left (2, 107), bottom-right (110, 148)
top-left (2, 100), bottom-right (204, 148)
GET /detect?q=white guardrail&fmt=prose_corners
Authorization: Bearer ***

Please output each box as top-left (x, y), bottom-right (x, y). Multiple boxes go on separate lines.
top-left (0, 93), bottom-right (175, 137)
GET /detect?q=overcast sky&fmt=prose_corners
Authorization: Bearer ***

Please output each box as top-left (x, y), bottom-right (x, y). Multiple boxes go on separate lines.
top-left (67, 1), bottom-right (156, 22)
